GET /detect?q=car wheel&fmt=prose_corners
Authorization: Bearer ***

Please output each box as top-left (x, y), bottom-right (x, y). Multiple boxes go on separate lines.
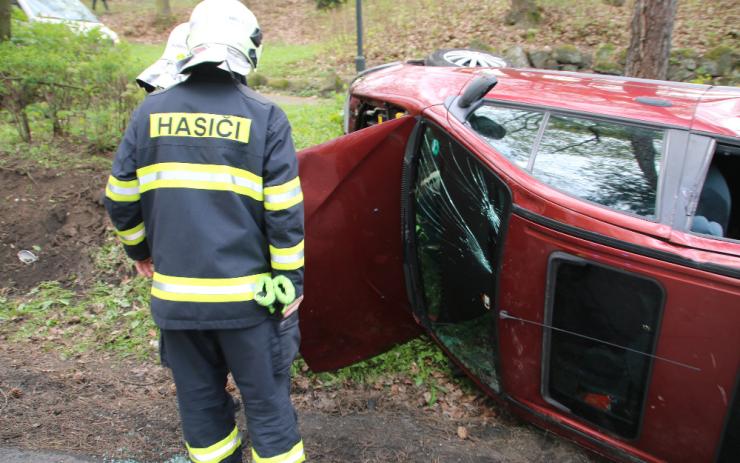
top-left (425, 49), bottom-right (507, 68)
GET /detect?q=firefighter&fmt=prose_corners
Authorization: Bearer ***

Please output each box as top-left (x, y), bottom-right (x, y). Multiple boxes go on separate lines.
top-left (135, 22), bottom-right (190, 94)
top-left (104, 0), bottom-right (306, 461)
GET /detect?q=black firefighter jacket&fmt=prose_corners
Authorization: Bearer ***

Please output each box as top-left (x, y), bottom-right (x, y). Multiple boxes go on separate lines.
top-left (104, 70), bottom-right (305, 330)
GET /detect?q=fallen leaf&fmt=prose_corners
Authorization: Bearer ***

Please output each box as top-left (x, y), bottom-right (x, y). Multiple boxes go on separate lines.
top-left (457, 426), bottom-right (468, 440)
top-left (73, 371), bottom-right (85, 383)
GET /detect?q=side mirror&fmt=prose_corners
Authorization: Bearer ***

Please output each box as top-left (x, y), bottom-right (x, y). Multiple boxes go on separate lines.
top-left (458, 75), bottom-right (498, 109)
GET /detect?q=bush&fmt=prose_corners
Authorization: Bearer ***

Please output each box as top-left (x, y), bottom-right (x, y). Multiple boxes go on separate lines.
top-left (0, 21), bottom-right (140, 148)
top-left (316, 0), bottom-right (346, 9)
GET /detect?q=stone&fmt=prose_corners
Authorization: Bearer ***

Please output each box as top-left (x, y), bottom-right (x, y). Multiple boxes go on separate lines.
top-left (553, 45), bottom-right (582, 65)
top-left (593, 43), bottom-right (623, 75)
top-left (697, 61), bottom-right (721, 77)
top-left (544, 57), bottom-right (560, 70)
top-left (670, 48), bottom-right (699, 72)
top-left (580, 52), bottom-right (593, 70)
top-left (561, 64), bottom-right (579, 72)
top-left (667, 64), bottom-right (695, 82)
top-left (528, 49), bottom-right (551, 69)
top-left (703, 46), bottom-right (737, 76)
top-left (503, 45), bottom-right (531, 68)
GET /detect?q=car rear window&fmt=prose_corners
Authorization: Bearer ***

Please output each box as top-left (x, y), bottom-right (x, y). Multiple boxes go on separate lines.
top-left (468, 106), bottom-right (543, 169)
top-left (532, 115), bottom-right (664, 218)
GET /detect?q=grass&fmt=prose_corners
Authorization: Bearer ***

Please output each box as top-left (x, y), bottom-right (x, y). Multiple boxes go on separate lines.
top-left (260, 43), bottom-right (326, 78)
top-left (297, 337), bottom-right (452, 403)
top-left (1, 29), bottom-right (343, 168)
top-left (1, 238), bottom-right (451, 393)
top-left (283, 96), bottom-right (345, 150)
top-left (127, 42), bottom-right (166, 75)
top-left (0, 241), bottom-right (156, 360)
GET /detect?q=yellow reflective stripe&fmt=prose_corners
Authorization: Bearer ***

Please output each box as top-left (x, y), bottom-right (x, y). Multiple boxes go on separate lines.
top-left (150, 112), bottom-right (252, 144)
top-left (151, 272), bottom-right (270, 303)
top-left (105, 176), bottom-right (140, 202)
top-left (252, 440), bottom-right (305, 463)
top-left (264, 177), bottom-right (303, 211)
top-left (186, 425), bottom-right (241, 463)
top-left (115, 222), bottom-right (146, 246)
top-left (108, 176), bottom-right (138, 188)
top-left (269, 240), bottom-right (305, 271)
top-left (137, 162), bottom-right (263, 201)
top-left (264, 177), bottom-right (301, 195)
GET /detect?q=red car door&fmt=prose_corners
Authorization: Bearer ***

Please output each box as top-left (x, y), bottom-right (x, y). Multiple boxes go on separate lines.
top-left (297, 116), bottom-right (423, 372)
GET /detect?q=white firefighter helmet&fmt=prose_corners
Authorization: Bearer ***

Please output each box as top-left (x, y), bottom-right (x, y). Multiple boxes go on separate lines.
top-left (179, 0), bottom-right (263, 77)
top-left (136, 23), bottom-right (191, 92)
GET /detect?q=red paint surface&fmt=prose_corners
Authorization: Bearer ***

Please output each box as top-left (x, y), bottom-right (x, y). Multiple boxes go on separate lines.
top-left (297, 117), bottom-right (422, 372)
top-left (352, 64), bottom-right (740, 136)
top-left (299, 63), bottom-right (740, 462)
top-left (498, 214), bottom-right (740, 462)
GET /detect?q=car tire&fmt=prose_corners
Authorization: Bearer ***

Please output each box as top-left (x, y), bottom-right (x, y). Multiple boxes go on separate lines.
top-left (424, 49), bottom-right (507, 68)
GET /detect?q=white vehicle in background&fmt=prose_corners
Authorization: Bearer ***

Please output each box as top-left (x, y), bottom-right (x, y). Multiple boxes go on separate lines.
top-left (13, 0), bottom-right (119, 43)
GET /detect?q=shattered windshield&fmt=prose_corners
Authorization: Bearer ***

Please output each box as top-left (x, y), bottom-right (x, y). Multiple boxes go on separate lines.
top-left (24, 0), bottom-right (99, 22)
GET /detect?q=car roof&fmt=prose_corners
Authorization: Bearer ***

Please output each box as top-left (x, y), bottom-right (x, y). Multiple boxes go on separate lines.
top-left (352, 64), bottom-right (740, 138)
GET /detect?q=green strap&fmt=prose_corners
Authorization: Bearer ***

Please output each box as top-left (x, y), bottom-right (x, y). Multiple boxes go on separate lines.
top-left (273, 276), bottom-right (296, 315)
top-left (256, 275), bottom-right (296, 315)
top-left (254, 275), bottom-right (276, 309)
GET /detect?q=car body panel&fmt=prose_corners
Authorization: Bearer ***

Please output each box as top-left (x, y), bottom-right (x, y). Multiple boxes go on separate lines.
top-left (297, 117), bottom-right (422, 372)
top-left (498, 212), bottom-right (740, 462)
top-left (694, 86), bottom-right (740, 137)
top-left (352, 65), bottom-right (739, 131)
top-left (301, 63), bottom-right (740, 463)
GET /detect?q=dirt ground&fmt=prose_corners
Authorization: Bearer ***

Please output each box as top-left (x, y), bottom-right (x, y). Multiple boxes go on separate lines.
top-left (0, 164), bottom-right (109, 292)
top-left (0, 341), bottom-right (600, 463)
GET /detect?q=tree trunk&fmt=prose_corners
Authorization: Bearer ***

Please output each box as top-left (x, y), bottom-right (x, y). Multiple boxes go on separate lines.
top-left (0, 0), bottom-right (11, 42)
top-left (624, 0), bottom-right (678, 80)
top-left (505, 0), bottom-right (541, 27)
top-left (155, 0), bottom-right (172, 17)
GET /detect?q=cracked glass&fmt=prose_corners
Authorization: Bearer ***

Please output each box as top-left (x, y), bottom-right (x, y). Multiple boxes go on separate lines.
top-left (413, 123), bottom-right (510, 392)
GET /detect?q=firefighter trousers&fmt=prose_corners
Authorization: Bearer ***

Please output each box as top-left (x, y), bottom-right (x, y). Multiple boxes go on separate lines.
top-left (161, 312), bottom-right (304, 463)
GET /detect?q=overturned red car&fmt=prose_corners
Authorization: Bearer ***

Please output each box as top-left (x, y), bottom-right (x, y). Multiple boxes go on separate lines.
top-left (296, 60), bottom-right (740, 463)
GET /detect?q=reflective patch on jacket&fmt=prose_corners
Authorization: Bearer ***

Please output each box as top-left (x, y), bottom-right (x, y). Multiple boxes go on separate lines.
top-left (150, 112), bottom-right (251, 144)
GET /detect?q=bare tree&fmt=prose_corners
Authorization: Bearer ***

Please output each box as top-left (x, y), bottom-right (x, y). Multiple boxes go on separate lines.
top-left (624, 0), bottom-right (678, 80)
top-left (505, 0), bottom-right (541, 27)
top-left (156, 0), bottom-right (172, 18)
top-left (0, 0), bottom-right (10, 42)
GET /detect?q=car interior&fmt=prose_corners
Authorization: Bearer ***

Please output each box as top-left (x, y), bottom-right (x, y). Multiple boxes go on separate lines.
top-left (544, 256), bottom-right (663, 439)
top-left (412, 124), bottom-right (510, 393)
top-left (692, 143), bottom-right (740, 240)
top-left (355, 101), bottom-right (407, 131)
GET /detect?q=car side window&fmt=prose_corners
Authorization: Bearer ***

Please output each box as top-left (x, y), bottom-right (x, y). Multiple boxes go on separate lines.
top-left (690, 142), bottom-right (740, 240)
top-left (532, 115), bottom-right (664, 218)
top-left (468, 106), bottom-right (544, 169)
